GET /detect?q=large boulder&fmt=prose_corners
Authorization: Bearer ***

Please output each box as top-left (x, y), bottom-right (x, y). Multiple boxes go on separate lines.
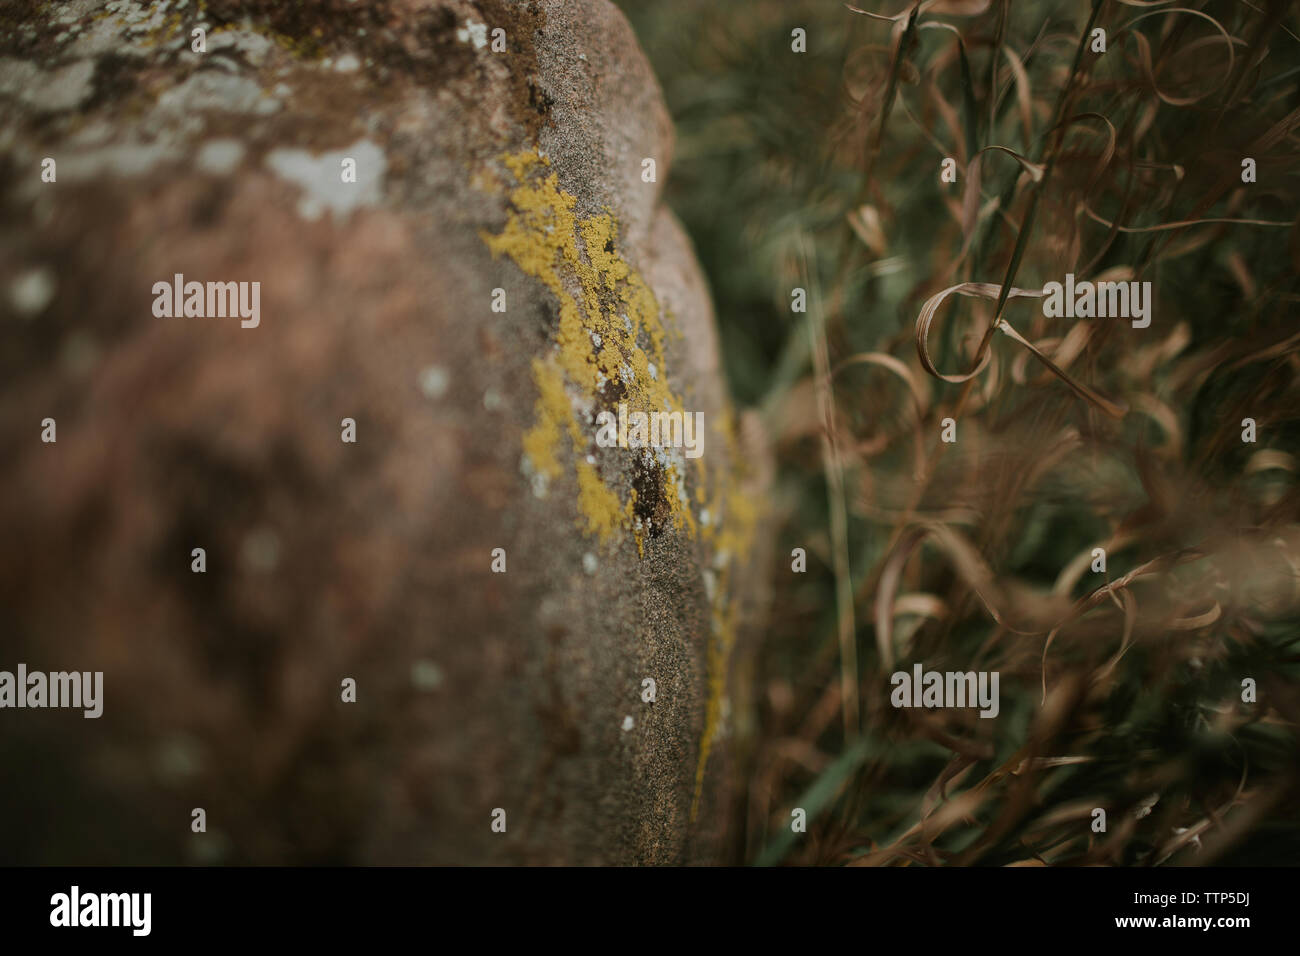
top-left (0, 0), bottom-right (769, 864)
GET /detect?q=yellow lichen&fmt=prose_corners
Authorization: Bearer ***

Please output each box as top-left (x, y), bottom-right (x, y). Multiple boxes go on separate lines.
top-left (521, 357), bottom-right (579, 481)
top-left (576, 461), bottom-right (629, 543)
top-left (478, 149), bottom-right (762, 823)
top-left (479, 149), bottom-right (690, 544)
top-left (692, 580), bottom-right (736, 820)
top-left (689, 411), bottom-right (762, 820)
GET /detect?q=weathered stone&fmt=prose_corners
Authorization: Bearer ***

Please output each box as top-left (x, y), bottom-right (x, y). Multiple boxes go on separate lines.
top-left (0, 0), bottom-right (769, 864)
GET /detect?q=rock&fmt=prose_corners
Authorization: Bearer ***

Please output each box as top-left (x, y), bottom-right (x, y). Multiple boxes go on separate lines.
top-left (0, 0), bottom-right (770, 864)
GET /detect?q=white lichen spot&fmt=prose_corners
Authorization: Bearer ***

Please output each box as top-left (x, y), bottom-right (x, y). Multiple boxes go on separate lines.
top-left (647, 362), bottom-right (657, 380)
top-left (699, 508), bottom-right (711, 527)
top-left (264, 139), bottom-right (386, 221)
top-left (195, 138), bottom-right (245, 176)
top-left (334, 53), bottom-right (361, 73)
top-left (207, 29), bottom-right (274, 67)
top-left (529, 471), bottom-right (549, 499)
top-left (483, 387), bottom-right (503, 411)
top-left (621, 715), bottom-right (634, 731)
top-left (0, 58), bottom-right (95, 113)
top-left (115, 0), bottom-right (167, 34)
top-left (456, 20), bottom-right (488, 49)
top-left (66, 118), bottom-right (113, 147)
top-left (9, 268), bottom-right (55, 318)
top-left (57, 142), bottom-right (179, 181)
top-left (582, 552), bottom-right (598, 575)
top-left (70, 8), bottom-right (146, 58)
top-left (418, 365), bottom-right (450, 399)
top-left (157, 72), bottom-right (275, 117)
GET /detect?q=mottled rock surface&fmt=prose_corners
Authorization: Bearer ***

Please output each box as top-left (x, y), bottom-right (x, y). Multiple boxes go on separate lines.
top-left (0, 0), bottom-right (769, 863)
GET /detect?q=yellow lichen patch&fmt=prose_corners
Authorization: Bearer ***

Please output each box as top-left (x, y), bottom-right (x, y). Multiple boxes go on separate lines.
top-left (691, 576), bottom-right (736, 821)
top-left (690, 411), bottom-right (763, 820)
top-left (479, 149), bottom-right (692, 544)
top-left (662, 463), bottom-right (698, 539)
top-left (521, 357), bottom-right (580, 481)
top-left (576, 461), bottom-right (629, 544)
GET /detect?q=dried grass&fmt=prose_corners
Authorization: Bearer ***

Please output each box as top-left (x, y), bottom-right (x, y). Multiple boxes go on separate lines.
top-left (620, 0), bottom-right (1300, 866)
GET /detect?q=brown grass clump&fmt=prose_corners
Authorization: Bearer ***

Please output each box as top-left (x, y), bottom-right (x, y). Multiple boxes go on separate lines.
top-left (621, 0), bottom-right (1300, 865)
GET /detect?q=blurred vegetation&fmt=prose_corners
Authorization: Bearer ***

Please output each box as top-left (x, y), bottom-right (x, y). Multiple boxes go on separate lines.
top-left (617, 0), bottom-right (1300, 865)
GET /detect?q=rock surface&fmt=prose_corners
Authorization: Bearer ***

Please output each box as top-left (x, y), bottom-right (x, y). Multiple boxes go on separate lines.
top-left (0, 0), bottom-right (769, 864)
